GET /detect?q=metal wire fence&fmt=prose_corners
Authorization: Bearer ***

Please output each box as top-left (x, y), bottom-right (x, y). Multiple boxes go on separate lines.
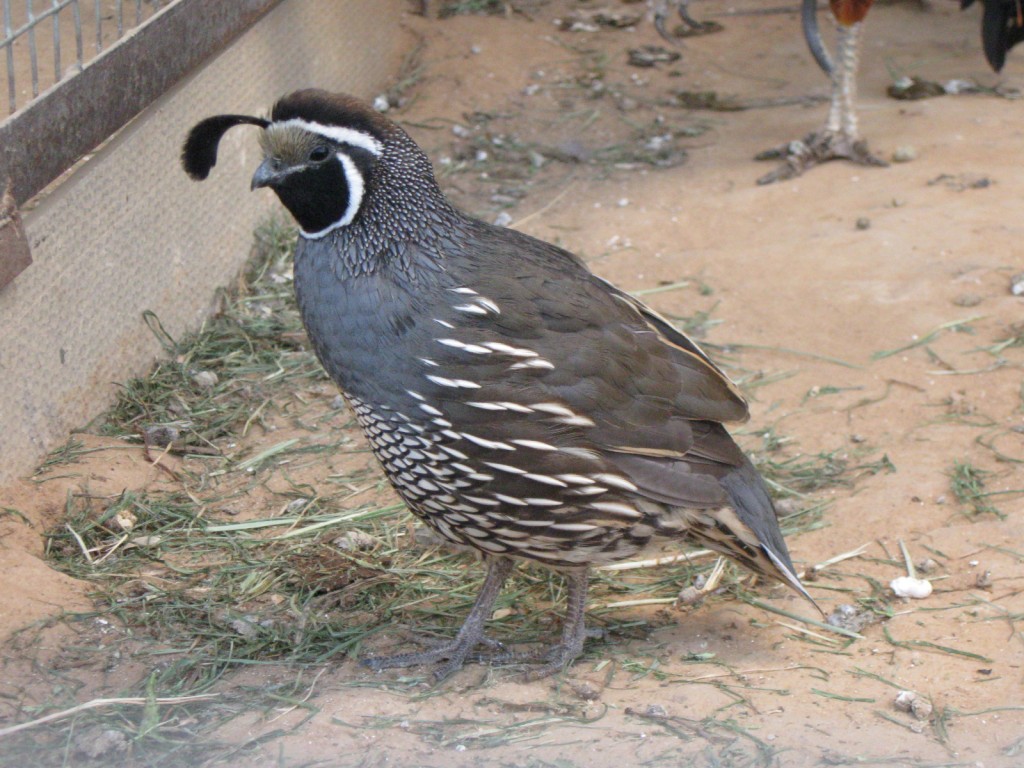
top-left (1, 0), bottom-right (166, 115)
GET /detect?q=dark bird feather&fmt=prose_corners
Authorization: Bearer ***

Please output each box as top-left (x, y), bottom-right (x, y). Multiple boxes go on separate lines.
top-left (181, 114), bottom-right (269, 180)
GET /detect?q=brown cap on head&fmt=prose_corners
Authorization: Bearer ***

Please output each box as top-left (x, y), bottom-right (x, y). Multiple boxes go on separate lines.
top-left (270, 89), bottom-right (396, 141)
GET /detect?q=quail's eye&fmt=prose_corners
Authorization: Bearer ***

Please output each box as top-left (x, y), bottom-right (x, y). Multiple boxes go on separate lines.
top-left (309, 145), bottom-right (331, 163)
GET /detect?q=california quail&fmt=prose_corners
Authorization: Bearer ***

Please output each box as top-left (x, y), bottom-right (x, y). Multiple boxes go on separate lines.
top-left (182, 89), bottom-right (817, 681)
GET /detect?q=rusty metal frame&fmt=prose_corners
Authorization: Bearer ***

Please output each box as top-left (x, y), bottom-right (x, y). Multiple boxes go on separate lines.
top-left (0, 0), bottom-right (283, 289)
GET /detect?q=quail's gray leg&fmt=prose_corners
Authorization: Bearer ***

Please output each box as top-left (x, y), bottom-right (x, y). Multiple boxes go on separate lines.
top-left (361, 557), bottom-right (516, 681)
top-left (471, 568), bottom-right (597, 680)
top-left (653, 0), bottom-right (709, 41)
top-left (757, 20), bottom-right (887, 185)
top-left (523, 569), bottom-right (594, 680)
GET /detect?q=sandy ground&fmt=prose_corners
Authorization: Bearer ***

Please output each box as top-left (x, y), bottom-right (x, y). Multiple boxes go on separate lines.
top-left (1, 1), bottom-right (1022, 766)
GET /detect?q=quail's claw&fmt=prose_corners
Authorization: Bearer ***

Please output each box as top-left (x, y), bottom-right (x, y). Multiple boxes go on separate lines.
top-left (361, 632), bottom-right (504, 681)
top-left (654, 0), bottom-right (712, 42)
top-left (755, 131), bottom-right (887, 185)
top-left (360, 558), bottom-right (516, 681)
top-left (676, 0), bottom-right (709, 32)
top-left (653, 8), bottom-right (675, 43)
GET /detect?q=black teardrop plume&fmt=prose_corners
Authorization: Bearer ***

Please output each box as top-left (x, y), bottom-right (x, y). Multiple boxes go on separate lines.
top-left (181, 114), bottom-right (270, 180)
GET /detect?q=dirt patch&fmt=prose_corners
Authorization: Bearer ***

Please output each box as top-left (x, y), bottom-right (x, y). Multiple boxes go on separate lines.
top-left (1, 1), bottom-right (1022, 766)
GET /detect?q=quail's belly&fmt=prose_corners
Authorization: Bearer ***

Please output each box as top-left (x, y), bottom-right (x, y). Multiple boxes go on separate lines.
top-left (345, 391), bottom-right (670, 568)
top-left (291, 240), bottom-right (659, 566)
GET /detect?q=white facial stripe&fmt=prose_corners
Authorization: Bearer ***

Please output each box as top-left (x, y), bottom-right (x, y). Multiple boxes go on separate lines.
top-left (300, 151), bottom-right (364, 239)
top-left (336, 153), bottom-right (364, 227)
top-left (273, 118), bottom-right (383, 156)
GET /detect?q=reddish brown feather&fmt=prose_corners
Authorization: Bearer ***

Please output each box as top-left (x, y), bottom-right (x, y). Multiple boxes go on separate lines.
top-left (830, 0), bottom-right (874, 26)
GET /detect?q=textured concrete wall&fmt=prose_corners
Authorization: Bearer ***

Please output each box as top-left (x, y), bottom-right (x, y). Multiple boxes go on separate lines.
top-left (0, 0), bottom-right (405, 484)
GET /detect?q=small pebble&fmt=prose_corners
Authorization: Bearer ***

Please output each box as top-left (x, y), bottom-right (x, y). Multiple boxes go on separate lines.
top-left (1011, 272), bottom-right (1024, 296)
top-left (855, 217), bottom-right (871, 230)
top-left (372, 94), bottom-right (390, 112)
top-left (675, 585), bottom-right (704, 606)
top-left (568, 680), bottom-right (602, 701)
top-left (493, 211), bottom-right (513, 227)
top-left (285, 498), bottom-right (309, 514)
top-left (826, 603), bottom-right (875, 632)
top-left (75, 729), bottom-right (129, 760)
top-left (333, 530), bottom-right (378, 552)
top-left (143, 424), bottom-right (180, 447)
top-left (892, 145), bottom-right (917, 163)
top-left (891, 576), bottom-right (933, 599)
top-left (191, 370), bottom-right (218, 388)
top-left (114, 510), bottom-right (137, 532)
top-left (233, 615), bottom-right (265, 637)
top-left (895, 690), bottom-right (934, 721)
top-left (645, 134), bottom-right (671, 151)
top-left (953, 294), bottom-right (983, 307)
top-left (894, 690), bottom-right (915, 710)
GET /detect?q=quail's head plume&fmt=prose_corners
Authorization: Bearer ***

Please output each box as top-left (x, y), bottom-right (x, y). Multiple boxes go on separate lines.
top-left (183, 89), bottom-right (819, 681)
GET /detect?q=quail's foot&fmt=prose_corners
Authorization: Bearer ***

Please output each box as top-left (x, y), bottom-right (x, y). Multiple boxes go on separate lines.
top-left (755, 130), bottom-right (887, 185)
top-left (361, 632), bottom-right (507, 681)
top-left (361, 558), bottom-right (515, 681)
top-left (475, 569), bottom-right (601, 680)
top-left (653, 0), bottom-right (718, 41)
top-left (477, 627), bottom-right (606, 681)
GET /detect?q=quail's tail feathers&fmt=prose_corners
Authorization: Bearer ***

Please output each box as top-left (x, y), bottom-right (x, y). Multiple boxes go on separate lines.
top-left (720, 461), bottom-right (821, 613)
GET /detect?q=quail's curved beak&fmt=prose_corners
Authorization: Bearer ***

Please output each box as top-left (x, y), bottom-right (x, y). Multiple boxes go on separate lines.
top-left (251, 158), bottom-right (278, 191)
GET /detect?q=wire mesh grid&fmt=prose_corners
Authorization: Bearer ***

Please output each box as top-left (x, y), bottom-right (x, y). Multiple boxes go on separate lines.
top-left (1, 0), bottom-right (167, 116)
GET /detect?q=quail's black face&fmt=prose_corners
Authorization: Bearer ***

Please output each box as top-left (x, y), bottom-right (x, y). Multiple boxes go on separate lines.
top-left (181, 89), bottom-right (391, 238)
top-left (251, 120), bottom-right (382, 238)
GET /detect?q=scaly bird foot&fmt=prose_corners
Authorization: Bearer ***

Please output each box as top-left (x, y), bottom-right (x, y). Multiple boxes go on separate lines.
top-left (467, 625), bottom-right (606, 681)
top-left (360, 557), bottom-right (519, 681)
top-left (361, 631), bottom-right (509, 681)
top-left (755, 130), bottom-right (887, 185)
top-left (654, 0), bottom-right (722, 42)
